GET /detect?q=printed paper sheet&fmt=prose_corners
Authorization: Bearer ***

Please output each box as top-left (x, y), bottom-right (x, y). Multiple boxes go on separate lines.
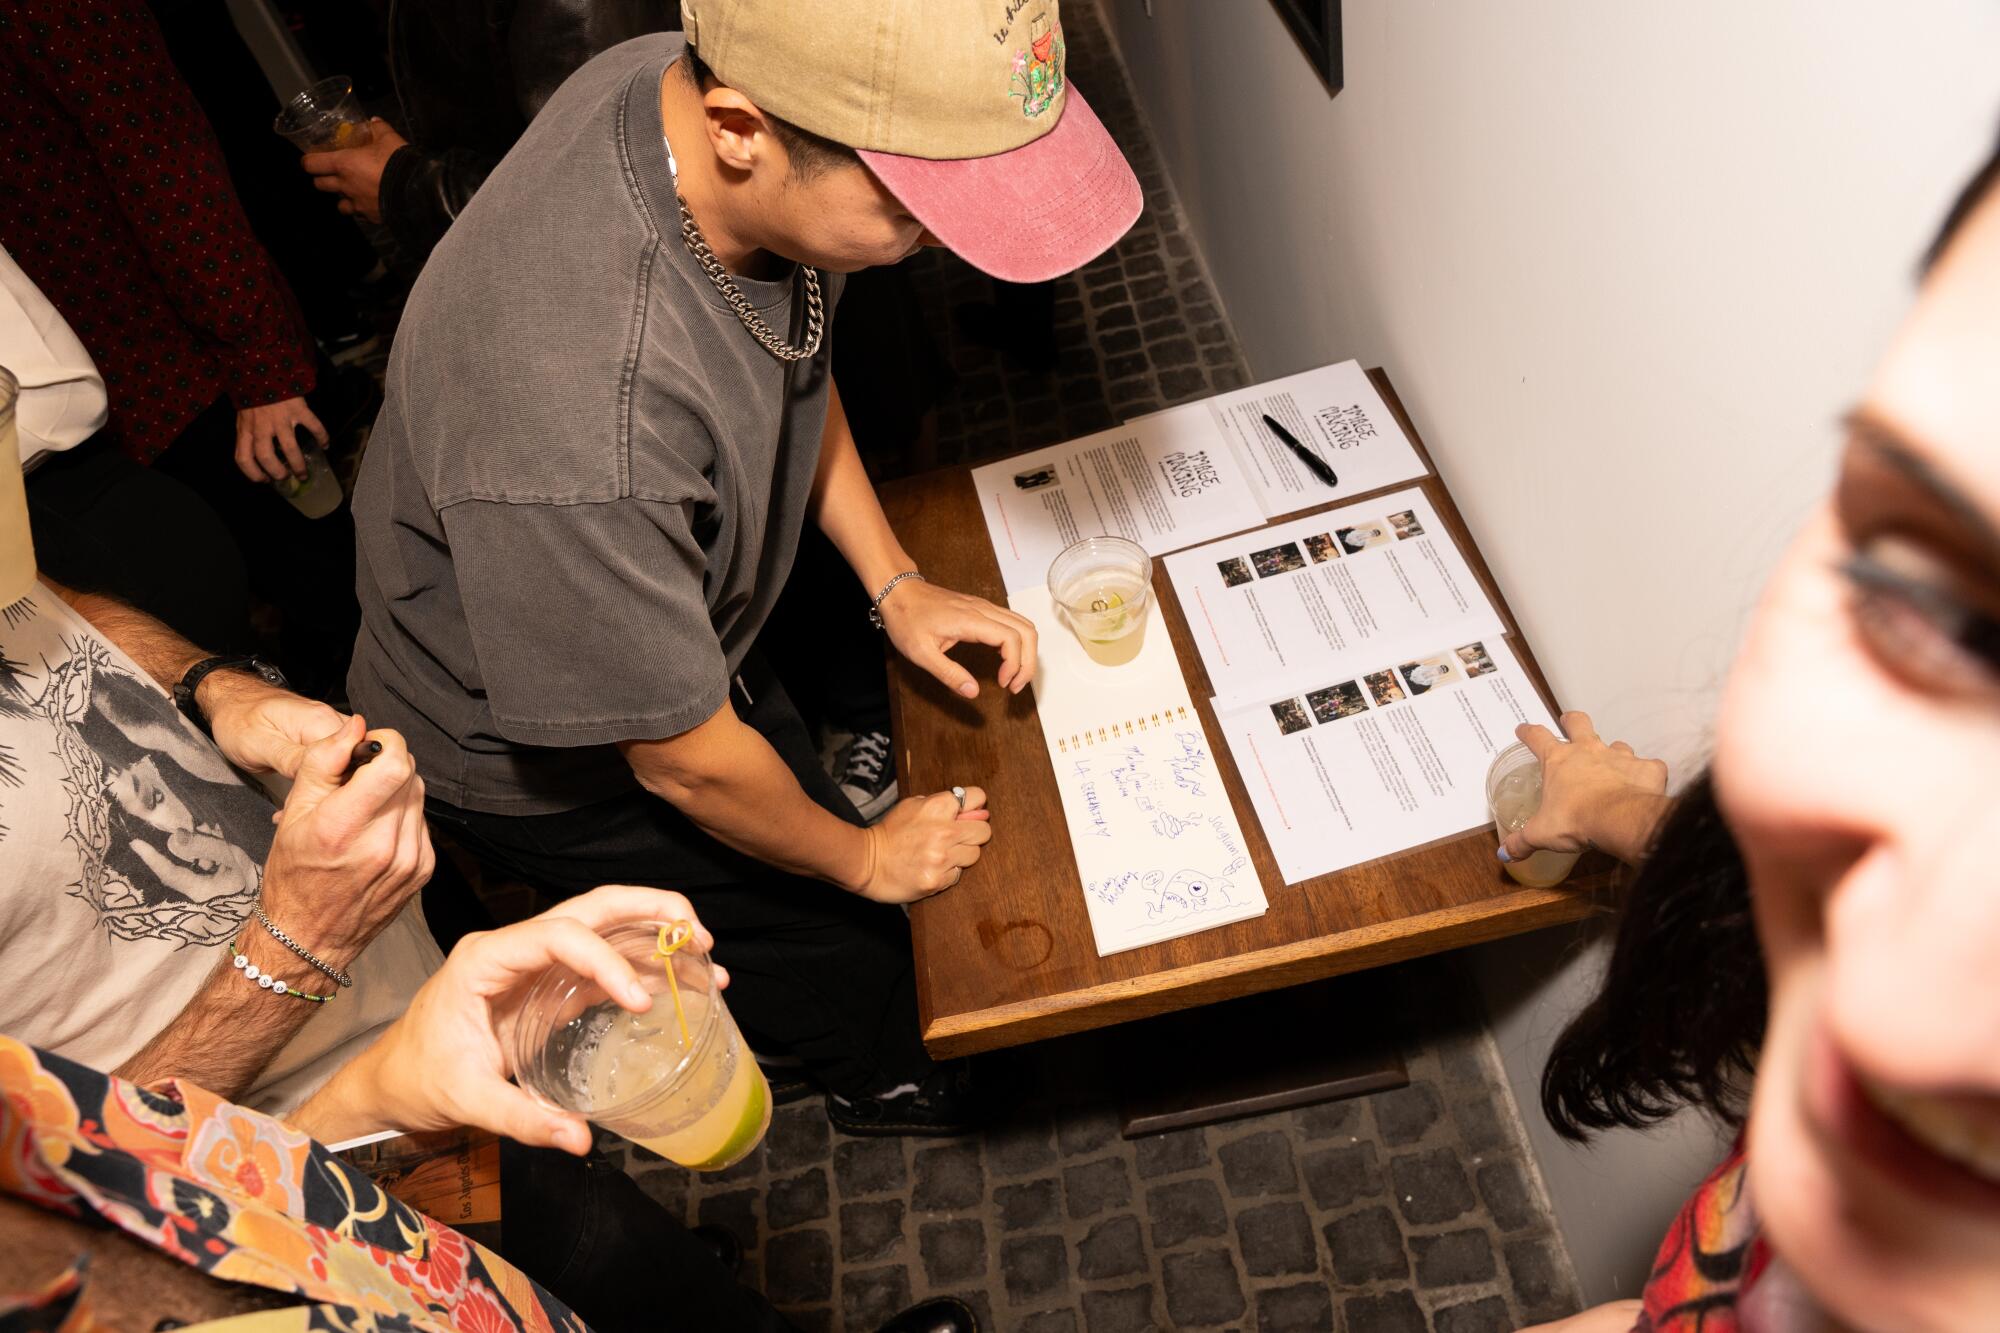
top-left (1213, 637), bottom-right (1557, 884)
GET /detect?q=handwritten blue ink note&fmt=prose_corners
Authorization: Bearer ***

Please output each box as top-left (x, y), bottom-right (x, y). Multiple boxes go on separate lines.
top-left (1013, 585), bottom-right (1268, 957)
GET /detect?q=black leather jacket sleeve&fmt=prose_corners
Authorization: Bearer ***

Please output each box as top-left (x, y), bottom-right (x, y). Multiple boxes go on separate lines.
top-left (378, 142), bottom-right (500, 261)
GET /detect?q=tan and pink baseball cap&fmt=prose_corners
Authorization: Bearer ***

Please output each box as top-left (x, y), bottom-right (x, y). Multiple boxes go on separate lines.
top-left (679, 0), bottom-right (1141, 283)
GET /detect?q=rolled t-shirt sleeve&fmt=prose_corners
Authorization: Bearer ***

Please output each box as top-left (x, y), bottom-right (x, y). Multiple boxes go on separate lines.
top-left (439, 497), bottom-right (729, 747)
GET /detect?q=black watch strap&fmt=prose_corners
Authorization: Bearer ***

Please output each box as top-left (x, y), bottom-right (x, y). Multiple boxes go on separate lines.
top-left (174, 655), bottom-right (289, 736)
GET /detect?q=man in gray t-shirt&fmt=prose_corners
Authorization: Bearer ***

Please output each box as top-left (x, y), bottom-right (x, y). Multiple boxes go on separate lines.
top-left (349, 0), bottom-right (1139, 1133)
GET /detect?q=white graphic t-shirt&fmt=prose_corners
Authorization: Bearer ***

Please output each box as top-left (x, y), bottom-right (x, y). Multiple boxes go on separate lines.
top-left (0, 585), bottom-right (441, 1113)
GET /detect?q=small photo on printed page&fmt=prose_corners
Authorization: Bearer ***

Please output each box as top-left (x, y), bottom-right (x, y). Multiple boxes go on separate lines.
top-left (1214, 638), bottom-right (1557, 884)
top-left (1164, 487), bottom-right (1507, 704)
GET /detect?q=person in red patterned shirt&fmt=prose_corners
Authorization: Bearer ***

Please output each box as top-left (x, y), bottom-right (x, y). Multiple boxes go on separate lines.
top-left (1, 0), bottom-right (360, 698)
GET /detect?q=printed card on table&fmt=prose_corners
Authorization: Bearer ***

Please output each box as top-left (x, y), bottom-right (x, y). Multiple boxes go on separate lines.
top-left (1163, 487), bottom-right (1507, 705)
top-left (972, 415), bottom-right (1266, 594)
top-left (1213, 637), bottom-right (1556, 884)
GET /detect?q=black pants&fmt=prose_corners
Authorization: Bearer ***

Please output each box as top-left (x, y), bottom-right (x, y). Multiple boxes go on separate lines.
top-left (427, 653), bottom-right (932, 1099)
top-left (499, 1140), bottom-right (794, 1333)
top-left (25, 433), bottom-right (253, 653)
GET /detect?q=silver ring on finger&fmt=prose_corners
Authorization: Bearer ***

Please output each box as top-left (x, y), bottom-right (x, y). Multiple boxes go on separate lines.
top-left (951, 785), bottom-right (966, 812)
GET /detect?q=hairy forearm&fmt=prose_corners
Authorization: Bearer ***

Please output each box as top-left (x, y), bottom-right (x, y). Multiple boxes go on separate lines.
top-left (114, 931), bottom-right (322, 1100)
top-left (622, 716), bottom-right (869, 889)
top-left (45, 575), bottom-right (208, 689)
top-left (809, 380), bottom-right (915, 593)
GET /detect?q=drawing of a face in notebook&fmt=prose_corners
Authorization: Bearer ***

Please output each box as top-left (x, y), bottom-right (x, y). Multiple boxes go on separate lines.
top-left (1336, 521), bottom-right (1393, 554)
top-left (1216, 556), bottom-right (1254, 588)
top-left (1397, 653), bottom-right (1462, 696)
top-left (1269, 697), bottom-right (1313, 734)
top-left (1014, 464), bottom-right (1059, 491)
top-left (1364, 668), bottom-right (1407, 707)
top-left (1302, 532), bottom-right (1339, 564)
top-left (1306, 680), bottom-right (1369, 723)
top-left (1251, 541), bottom-right (1307, 578)
top-left (1455, 641), bottom-right (1497, 678)
top-left (1388, 509), bottom-right (1426, 540)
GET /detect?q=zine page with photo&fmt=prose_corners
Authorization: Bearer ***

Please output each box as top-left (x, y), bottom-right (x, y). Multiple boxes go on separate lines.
top-left (1163, 488), bottom-right (1507, 705)
top-left (1012, 585), bottom-right (1267, 956)
top-left (1213, 637), bottom-right (1557, 884)
top-left (972, 414), bottom-right (1266, 594)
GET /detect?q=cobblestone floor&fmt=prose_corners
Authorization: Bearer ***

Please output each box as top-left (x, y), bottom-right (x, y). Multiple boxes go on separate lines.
top-left (616, 7), bottom-right (1584, 1330)
top-left (602, 957), bottom-right (1580, 1333)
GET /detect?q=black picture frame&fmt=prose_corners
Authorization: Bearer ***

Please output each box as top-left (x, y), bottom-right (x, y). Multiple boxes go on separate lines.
top-left (1268, 0), bottom-right (1342, 96)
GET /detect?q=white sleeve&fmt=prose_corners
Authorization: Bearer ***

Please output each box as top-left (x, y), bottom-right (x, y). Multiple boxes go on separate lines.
top-left (0, 244), bottom-right (108, 469)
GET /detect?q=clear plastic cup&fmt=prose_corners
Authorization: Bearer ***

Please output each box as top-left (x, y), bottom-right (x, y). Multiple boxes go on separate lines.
top-left (0, 369), bottom-right (33, 606)
top-left (272, 77), bottom-right (374, 153)
top-left (1048, 535), bottom-right (1152, 666)
top-left (512, 922), bottom-right (771, 1172)
top-left (1485, 742), bottom-right (1582, 888)
top-left (271, 438), bottom-right (344, 519)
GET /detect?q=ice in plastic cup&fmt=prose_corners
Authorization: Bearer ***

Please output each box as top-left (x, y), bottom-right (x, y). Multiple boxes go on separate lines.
top-left (512, 922), bottom-right (771, 1172)
top-left (1048, 535), bottom-right (1152, 666)
top-left (1486, 741), bottom-right (1582, 889)
top-left (0, 369), bottom-right (33, 606)
top-left (272, 437), bottom-right (344, 519)
top-left (273, 77), bottom-right (374, 153)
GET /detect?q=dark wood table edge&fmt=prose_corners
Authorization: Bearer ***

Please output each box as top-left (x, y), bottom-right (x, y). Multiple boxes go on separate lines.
top-left (919, 878), bottom-right (1603, 1058)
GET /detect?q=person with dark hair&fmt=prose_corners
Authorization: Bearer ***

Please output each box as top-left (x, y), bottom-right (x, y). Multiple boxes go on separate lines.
top-left (347, 0), bottom-right (1140, 1136)
top-left (0, 0), bottom-right (363, 699)
top-left (1507, 126), bottom-right (2000, 1332)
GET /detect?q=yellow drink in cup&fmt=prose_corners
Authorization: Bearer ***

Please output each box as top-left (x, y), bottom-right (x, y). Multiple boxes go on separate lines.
top-left (1049, 535), bottom-right (1152, 667)
top-left (514, 922), bottom-right (770, 1172)
top-left (272, 77), bottom-right (375, 153)
top-left (1485, 741), bottom-right (1582, 889)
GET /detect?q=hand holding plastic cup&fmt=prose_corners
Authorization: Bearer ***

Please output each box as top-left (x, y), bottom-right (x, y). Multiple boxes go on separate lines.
top-left (1048, 535), bottom-right (1152, 666)
top-left (273, 76), bottom-right (374, 153)
top-left (1485, 741), bottom-right (1583, 888)
top-left (512, 921), bottom-right (770, 1171)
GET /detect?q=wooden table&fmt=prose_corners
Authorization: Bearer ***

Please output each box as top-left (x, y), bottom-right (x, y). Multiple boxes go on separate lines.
top-left (883, 370), bottom-right (1610, 1060)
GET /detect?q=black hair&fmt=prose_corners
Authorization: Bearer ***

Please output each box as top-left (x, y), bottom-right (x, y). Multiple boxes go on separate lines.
top-left (679, 49), bottom-right (859, 182)
top-left (1540, 118), bottom-right (2000, 1142)
top-left (1540, 772), bottom-right (1764, 1139)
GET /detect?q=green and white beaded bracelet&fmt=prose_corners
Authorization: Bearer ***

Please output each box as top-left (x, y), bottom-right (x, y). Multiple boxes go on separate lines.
top-left (232, 936), bottom-right (334, 1004)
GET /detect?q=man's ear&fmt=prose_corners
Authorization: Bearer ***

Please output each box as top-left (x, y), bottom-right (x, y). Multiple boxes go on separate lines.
top-left (701, 85), bottom-right (775, 175)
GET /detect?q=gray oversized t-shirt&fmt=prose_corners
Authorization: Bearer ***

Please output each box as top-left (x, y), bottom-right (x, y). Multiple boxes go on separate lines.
top-left (349, 34), bottom-right (843, 813)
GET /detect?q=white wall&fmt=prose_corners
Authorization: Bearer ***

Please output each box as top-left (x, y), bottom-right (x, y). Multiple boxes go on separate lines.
top-left (1097, 0), bottom-right (2000, 1304)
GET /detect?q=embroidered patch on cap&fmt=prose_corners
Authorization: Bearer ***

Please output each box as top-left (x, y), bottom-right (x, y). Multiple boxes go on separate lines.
top-left (1008, 14), bottom-right (1065, 117)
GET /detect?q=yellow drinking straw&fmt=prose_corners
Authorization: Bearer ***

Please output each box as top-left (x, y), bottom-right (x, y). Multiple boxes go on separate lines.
top-left (652, 921), bottom-right (694, 1046)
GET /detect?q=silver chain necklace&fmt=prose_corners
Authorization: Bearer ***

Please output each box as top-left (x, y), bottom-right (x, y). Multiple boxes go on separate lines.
top-left (666, 134), bottom-right (824, 362)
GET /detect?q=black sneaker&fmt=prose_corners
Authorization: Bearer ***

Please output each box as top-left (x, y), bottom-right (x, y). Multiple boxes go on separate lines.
top-left (826, 1061), bottom-right (977, 1138)
top-left (835, 729), bottom-right (898, 824)
top-left (874, 1297), bottom-right (979, 1333)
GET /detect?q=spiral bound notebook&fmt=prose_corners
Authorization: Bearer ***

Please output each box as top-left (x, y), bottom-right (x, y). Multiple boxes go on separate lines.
top-left (1012, 587), bottom-right (1268, 957)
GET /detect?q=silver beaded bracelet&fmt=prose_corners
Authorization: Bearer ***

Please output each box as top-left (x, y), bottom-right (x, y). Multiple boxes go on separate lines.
top-left (254, 906), bottom-right (352, 988)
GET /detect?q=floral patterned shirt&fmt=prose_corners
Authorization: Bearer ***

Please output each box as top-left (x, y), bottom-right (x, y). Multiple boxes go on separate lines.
top-left (0, 1038), bottom-right (586, 1333)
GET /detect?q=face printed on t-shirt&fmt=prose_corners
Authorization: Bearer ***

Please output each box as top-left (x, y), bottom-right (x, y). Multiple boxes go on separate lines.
top-left (0, 595), bottom-right (275, 945)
